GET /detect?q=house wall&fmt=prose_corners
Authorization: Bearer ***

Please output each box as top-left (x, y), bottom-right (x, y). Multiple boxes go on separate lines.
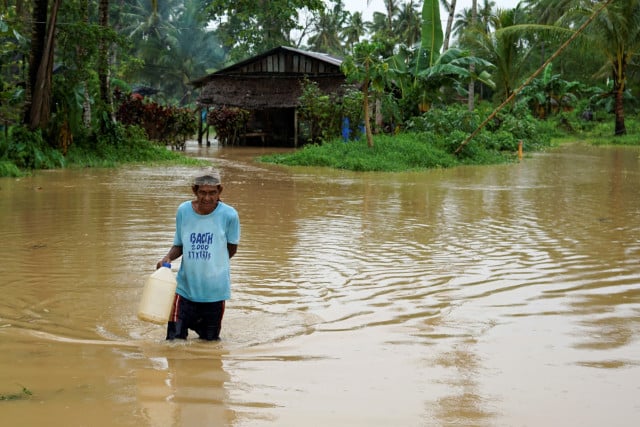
top-left (193, 47), bottom-right (347, 147)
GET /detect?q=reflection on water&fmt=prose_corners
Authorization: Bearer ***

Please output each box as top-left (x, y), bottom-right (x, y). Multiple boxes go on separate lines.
top-left (1, 142), bottom-right (639, 426)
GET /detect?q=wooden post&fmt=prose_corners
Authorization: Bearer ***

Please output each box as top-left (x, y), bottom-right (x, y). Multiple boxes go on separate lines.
top-left (518, 140), bottom-right (523, 160)
top-left (206, 107), bottom-right (210, 146)
top-left (197, 107), bottom-right (203, 146)
top-left (294, 109), bottom-right (298, 148)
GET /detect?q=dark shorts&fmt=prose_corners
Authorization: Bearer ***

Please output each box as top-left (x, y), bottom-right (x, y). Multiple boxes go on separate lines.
top-left (166, 294), bottom-right (226, 341)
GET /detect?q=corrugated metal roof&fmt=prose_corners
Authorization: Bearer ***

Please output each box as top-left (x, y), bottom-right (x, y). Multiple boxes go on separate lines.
top-left (278, 46), bottom-right (343, 67)
top-left (191, 46), bottom-right (344, 87)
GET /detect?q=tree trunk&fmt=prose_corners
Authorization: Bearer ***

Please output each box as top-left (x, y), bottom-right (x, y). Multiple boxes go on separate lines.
top-left (467, 0), bottom-right (477, 111)
top-left (613, 76), bottom-right (626, 136)
top-left (98, 0), bottom-right (113, 127)
top-left (375, 97), bottom-right (383, 131)
top-left (443, 0), bottom-right (457, 51)
top-left (80, 0), bottom-right (92, 127)
top-left (28, 0), bottom-right (61, 130)
top-left (363, 75), bottom-right (373, 148)
top-left (23, 0), bottom-right (48, 126)
top-left (612, 48), bottom-right (627, 136)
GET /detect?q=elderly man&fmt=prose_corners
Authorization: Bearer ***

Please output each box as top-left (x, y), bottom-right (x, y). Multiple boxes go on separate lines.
top-left (157, 168), bottom-right (240, 341)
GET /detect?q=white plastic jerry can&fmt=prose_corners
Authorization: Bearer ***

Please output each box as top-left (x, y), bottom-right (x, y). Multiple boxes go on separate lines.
top-left (137, 263), bottom-right (177, 324)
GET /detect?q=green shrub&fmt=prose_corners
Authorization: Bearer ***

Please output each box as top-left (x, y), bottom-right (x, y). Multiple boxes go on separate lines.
top-left (0, 160), bottom-right (23, 177)
top-left (405, 104), bottom-right (480, 134)
top-left (403, 103), bottom-right (550, 154)
top-left (65, 123), bottom-right (194, 167)
top-left (259, 131), bottom-right (512, 172)
top-left (5, 126), bottom-right (65, 170)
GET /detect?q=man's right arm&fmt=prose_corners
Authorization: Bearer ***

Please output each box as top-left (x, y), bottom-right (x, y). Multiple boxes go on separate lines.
top-left (157, 245), bottom-right (183, 269)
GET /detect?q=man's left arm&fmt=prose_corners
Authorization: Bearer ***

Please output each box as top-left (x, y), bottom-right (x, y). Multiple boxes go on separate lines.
top-left (227, 243), bottom-right (237, 258)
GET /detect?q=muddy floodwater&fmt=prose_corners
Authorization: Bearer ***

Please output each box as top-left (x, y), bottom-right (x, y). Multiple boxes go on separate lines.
top-left (1, 142), bottom-right (639, 426)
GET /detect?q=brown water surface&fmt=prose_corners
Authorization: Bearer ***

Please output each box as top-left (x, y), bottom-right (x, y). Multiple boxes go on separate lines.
top-left (1, 142), bottom-right (639, 426)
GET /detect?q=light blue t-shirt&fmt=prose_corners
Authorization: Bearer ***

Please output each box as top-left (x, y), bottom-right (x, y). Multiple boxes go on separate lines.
top-left (173, 200), bottom-right (240, 302)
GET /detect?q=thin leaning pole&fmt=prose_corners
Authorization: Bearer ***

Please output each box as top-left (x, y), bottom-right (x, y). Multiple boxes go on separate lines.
top-left (454, 0), bottom-right (614, 155)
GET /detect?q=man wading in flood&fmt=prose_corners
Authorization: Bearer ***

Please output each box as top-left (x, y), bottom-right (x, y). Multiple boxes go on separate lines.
top-left (157, 169), bottom-right (240, 340)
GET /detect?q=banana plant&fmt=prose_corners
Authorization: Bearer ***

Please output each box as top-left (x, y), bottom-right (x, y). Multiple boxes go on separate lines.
top-left (386, 0), bottom-right (495, 117)
top-left (418, 0), bottom-right (444, 71)
top-left (517, 63), bottom-right (583, 119)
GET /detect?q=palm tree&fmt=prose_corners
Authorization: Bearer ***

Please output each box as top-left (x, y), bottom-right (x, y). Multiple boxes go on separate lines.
top-left (521, 0), bottom-right (574, 69)
top-left (306, 1), bottom-right (348, 55)
top-left (383, 0), bottom-right (401, 32)
top-left (366, 11), bottom-right (389, 35)
top-left (565, 0), bottom-right (640, 135)
top-left (453, 0), bottom-right (497, 110)
top-left (365, 11), bottom-right (397, 56)
top-left (395, 1), bottom-right (422, 47)
top-left (118, 0), bottom-right (223, 103)
top-left (164, 0), bottom-right (227, 104)
top-left (522, 0), bottom-right (574, 25)
top-left (342, 11), bottom-right (366, 52)
top-left (463, 5), bottom-right (532, 102)
top-left (453, 0), bottom-right (496, 38)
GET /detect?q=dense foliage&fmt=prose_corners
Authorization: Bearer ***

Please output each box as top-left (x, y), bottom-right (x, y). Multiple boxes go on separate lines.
top-left (1, 0), bottom-right (639, 176)
top-left (114, 91), bottom-right (198, 148)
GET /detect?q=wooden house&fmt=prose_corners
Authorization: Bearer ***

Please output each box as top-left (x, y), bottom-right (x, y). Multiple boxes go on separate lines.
top-left (190, 46), bottom-right (348, 147)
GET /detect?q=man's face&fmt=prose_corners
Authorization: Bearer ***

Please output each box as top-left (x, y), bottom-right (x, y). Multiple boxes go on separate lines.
top-left (195, 184), bottom-right (221, 212)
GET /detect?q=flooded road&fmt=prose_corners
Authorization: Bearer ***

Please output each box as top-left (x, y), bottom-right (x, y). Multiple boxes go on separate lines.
top-left (1, 142), bottom-right (639, 426)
